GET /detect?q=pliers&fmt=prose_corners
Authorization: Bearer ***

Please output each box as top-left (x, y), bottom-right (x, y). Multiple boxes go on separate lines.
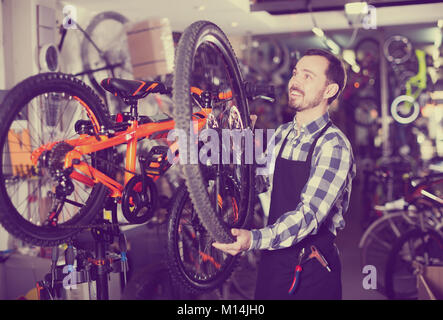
top-left (288, 245), bottom-right (331, 295)
top-left (288, 248), bottom-right (306, 294)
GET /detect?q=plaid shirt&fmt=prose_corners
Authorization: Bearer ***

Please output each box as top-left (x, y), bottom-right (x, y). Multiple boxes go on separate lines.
top-left (249, 112), bottom-right (356, 251)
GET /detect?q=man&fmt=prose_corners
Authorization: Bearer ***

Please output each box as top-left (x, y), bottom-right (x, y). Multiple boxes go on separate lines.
top-left (213, 49), bottom-right (356, 300)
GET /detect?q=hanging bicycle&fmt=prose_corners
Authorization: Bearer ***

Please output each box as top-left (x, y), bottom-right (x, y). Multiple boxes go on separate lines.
top-left (384, 35), bottom-right (434, 124)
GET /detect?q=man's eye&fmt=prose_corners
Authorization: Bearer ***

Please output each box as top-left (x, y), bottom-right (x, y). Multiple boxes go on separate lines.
top-left (304, 74), bottom-right (311, 80)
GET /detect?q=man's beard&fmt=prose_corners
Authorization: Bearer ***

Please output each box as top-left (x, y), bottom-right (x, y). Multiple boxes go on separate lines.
top-left (289, 87), bottom-right (325, 112)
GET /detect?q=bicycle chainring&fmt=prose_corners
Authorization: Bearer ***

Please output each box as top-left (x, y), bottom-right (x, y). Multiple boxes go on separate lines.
top-left (121, 175), bottom-right (157, 224)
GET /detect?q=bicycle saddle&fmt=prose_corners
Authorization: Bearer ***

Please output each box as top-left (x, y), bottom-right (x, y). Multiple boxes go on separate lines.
top-left (101, 78), bottom-right (171, 100)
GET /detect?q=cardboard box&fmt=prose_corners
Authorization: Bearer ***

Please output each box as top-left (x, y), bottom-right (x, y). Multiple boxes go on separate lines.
top-left (125, 18), bottom-right (174, 79)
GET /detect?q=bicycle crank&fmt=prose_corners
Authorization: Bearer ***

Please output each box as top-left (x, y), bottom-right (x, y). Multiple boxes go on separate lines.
top-left (121, 175), bottom-right (157, 224)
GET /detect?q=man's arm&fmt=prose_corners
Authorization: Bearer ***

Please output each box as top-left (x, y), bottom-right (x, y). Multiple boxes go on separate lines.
top-left (250, 141), bottom-right (352, 250)
top-left (213, 139), bottom-right (352, 255)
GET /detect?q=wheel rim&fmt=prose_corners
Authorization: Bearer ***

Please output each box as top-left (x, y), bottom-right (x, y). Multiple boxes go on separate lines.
top-left (173, 21), bottom-right (253, 243)
top-left (0, 85), bottom-right (107, 235)
top-left (360, 211), bottom-right (418, 294)
top-left (174, 187), bottom-right (237, 288)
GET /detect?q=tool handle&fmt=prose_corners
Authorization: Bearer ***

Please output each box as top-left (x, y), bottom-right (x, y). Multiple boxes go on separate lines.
top-left (288, 266), bottom-right (302, 294)
top-left (309, 246), bottom-right (331, 272)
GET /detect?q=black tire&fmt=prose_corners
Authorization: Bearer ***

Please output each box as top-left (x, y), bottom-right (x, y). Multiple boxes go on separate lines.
top-left (385, 228), bottom-right (443, 300)
top-left (166, 184), bottom-right (240, 294)
top-left (359, 211), bottom-right (418, 296)
top-left (173, 20), bottom-right (254, 243)
top-left (80, 11), bottom-right (131, 112)
top-left (383, 35), bottom-right (412, 65)
top-left (0, 73), bottom-right (112, 246)
top-left (121, 175), bottom-right (158, 224)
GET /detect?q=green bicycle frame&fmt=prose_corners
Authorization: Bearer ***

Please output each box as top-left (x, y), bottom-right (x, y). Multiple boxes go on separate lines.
top-left (405, 49), bottom-right (427, 100)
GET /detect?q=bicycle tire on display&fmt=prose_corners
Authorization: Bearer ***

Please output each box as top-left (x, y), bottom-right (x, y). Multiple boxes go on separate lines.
top-left (383, 35), bottom-right (412, 65)
top-left (80, 11), bottom-right (131, 105)
top-left (385, 228), bottom-right (443, 300)
top-left (0, 73), bottom-right (112, 246)
top-left (173, 20), bottom-right (254, 243)
top-left (359, 211), bottom-right (418, 295)
top-left (166, 185), bottom-right (240, 294)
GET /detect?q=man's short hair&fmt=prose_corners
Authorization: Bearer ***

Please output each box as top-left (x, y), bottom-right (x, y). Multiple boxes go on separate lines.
top-left (303, 49), bottom-right (347, 105)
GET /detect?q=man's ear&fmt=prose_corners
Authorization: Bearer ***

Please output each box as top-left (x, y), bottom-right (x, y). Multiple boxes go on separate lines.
top-left (324, 83), bottom-right (339, 100)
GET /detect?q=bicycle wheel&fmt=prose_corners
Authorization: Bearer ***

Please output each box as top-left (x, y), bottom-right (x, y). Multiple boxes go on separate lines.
top-left (359, 211), bottom-right (418, 294)
top-left (383, 35), bottom-right (412, 65)
top-left (385, 228), bottom-right (443, 300)
top-left (0, 73), bottom-right (112, 246)
top-left (80, 11), bottom-right (132, 112)
top-left (173, 21), bottom-right (254, 243)
top-left (167, 182), bottom-right (243, 293)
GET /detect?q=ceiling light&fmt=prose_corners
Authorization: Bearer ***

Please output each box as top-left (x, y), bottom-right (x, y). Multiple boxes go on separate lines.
top-left (196, 5), bottom-right (205, 11)
top-left (351, 64), bottom-right (361, 73)
top-left (312, 27), bottom-right (324, 38)
top-left (326, 39), bottom-right (340, 55)
top-left (342, 50), bottom-right (356, 64)
top-left (231, 22), bottom-right (239, 27)
top-left (434, 30), bottom-right (442, 48)
top-left (438, 19), bottom-right (443, 29)
top-left (345, 2), bottom-right (369, 15)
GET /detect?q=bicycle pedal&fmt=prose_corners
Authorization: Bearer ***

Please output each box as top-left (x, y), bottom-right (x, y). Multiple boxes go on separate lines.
top-left (140, 146), bottom-right (172, 176)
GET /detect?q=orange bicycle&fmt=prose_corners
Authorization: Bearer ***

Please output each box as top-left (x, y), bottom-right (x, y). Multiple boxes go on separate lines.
top-left (0, 70), bottom-right (254, 237)
top-left (0, 20), bottom-right (267, 292)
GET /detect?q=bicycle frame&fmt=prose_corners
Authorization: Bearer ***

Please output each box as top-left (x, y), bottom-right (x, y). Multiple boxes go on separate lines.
top-left (30, 102), bottom-right (213, 199)
top-left (404, 49), bottom-right (427, 102)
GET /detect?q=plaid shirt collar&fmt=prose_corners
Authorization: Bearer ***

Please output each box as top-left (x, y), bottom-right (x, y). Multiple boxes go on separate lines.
top-left (292, 112), bottom-right (330, 137)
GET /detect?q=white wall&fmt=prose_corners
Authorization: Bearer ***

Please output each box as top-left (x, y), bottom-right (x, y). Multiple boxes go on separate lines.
top-left (0, 0), bottom-right (57, 251)
top-left (2, 0), bottom-right (57, 89)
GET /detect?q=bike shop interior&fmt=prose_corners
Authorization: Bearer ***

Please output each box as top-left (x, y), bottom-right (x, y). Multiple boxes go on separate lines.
top-left (0, 0), bottom-right (442, 301)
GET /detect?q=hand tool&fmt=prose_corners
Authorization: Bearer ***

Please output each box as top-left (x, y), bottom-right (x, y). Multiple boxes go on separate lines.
top-left (308, 245), bottom-right (331, 272)
top-left (288, 248), bottom-right (305, 294)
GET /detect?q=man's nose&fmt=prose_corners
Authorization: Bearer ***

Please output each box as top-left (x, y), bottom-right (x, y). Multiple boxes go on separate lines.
top-left (289, 75), bottom-right (302, 89)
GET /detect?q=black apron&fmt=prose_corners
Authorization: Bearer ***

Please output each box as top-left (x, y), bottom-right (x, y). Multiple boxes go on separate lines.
top-left (255, 121), bottom-right (342, 300)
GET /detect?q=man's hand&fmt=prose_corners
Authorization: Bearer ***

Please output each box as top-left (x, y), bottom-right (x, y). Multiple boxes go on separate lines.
top-left (212, 228), bottom-right (252, 256)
